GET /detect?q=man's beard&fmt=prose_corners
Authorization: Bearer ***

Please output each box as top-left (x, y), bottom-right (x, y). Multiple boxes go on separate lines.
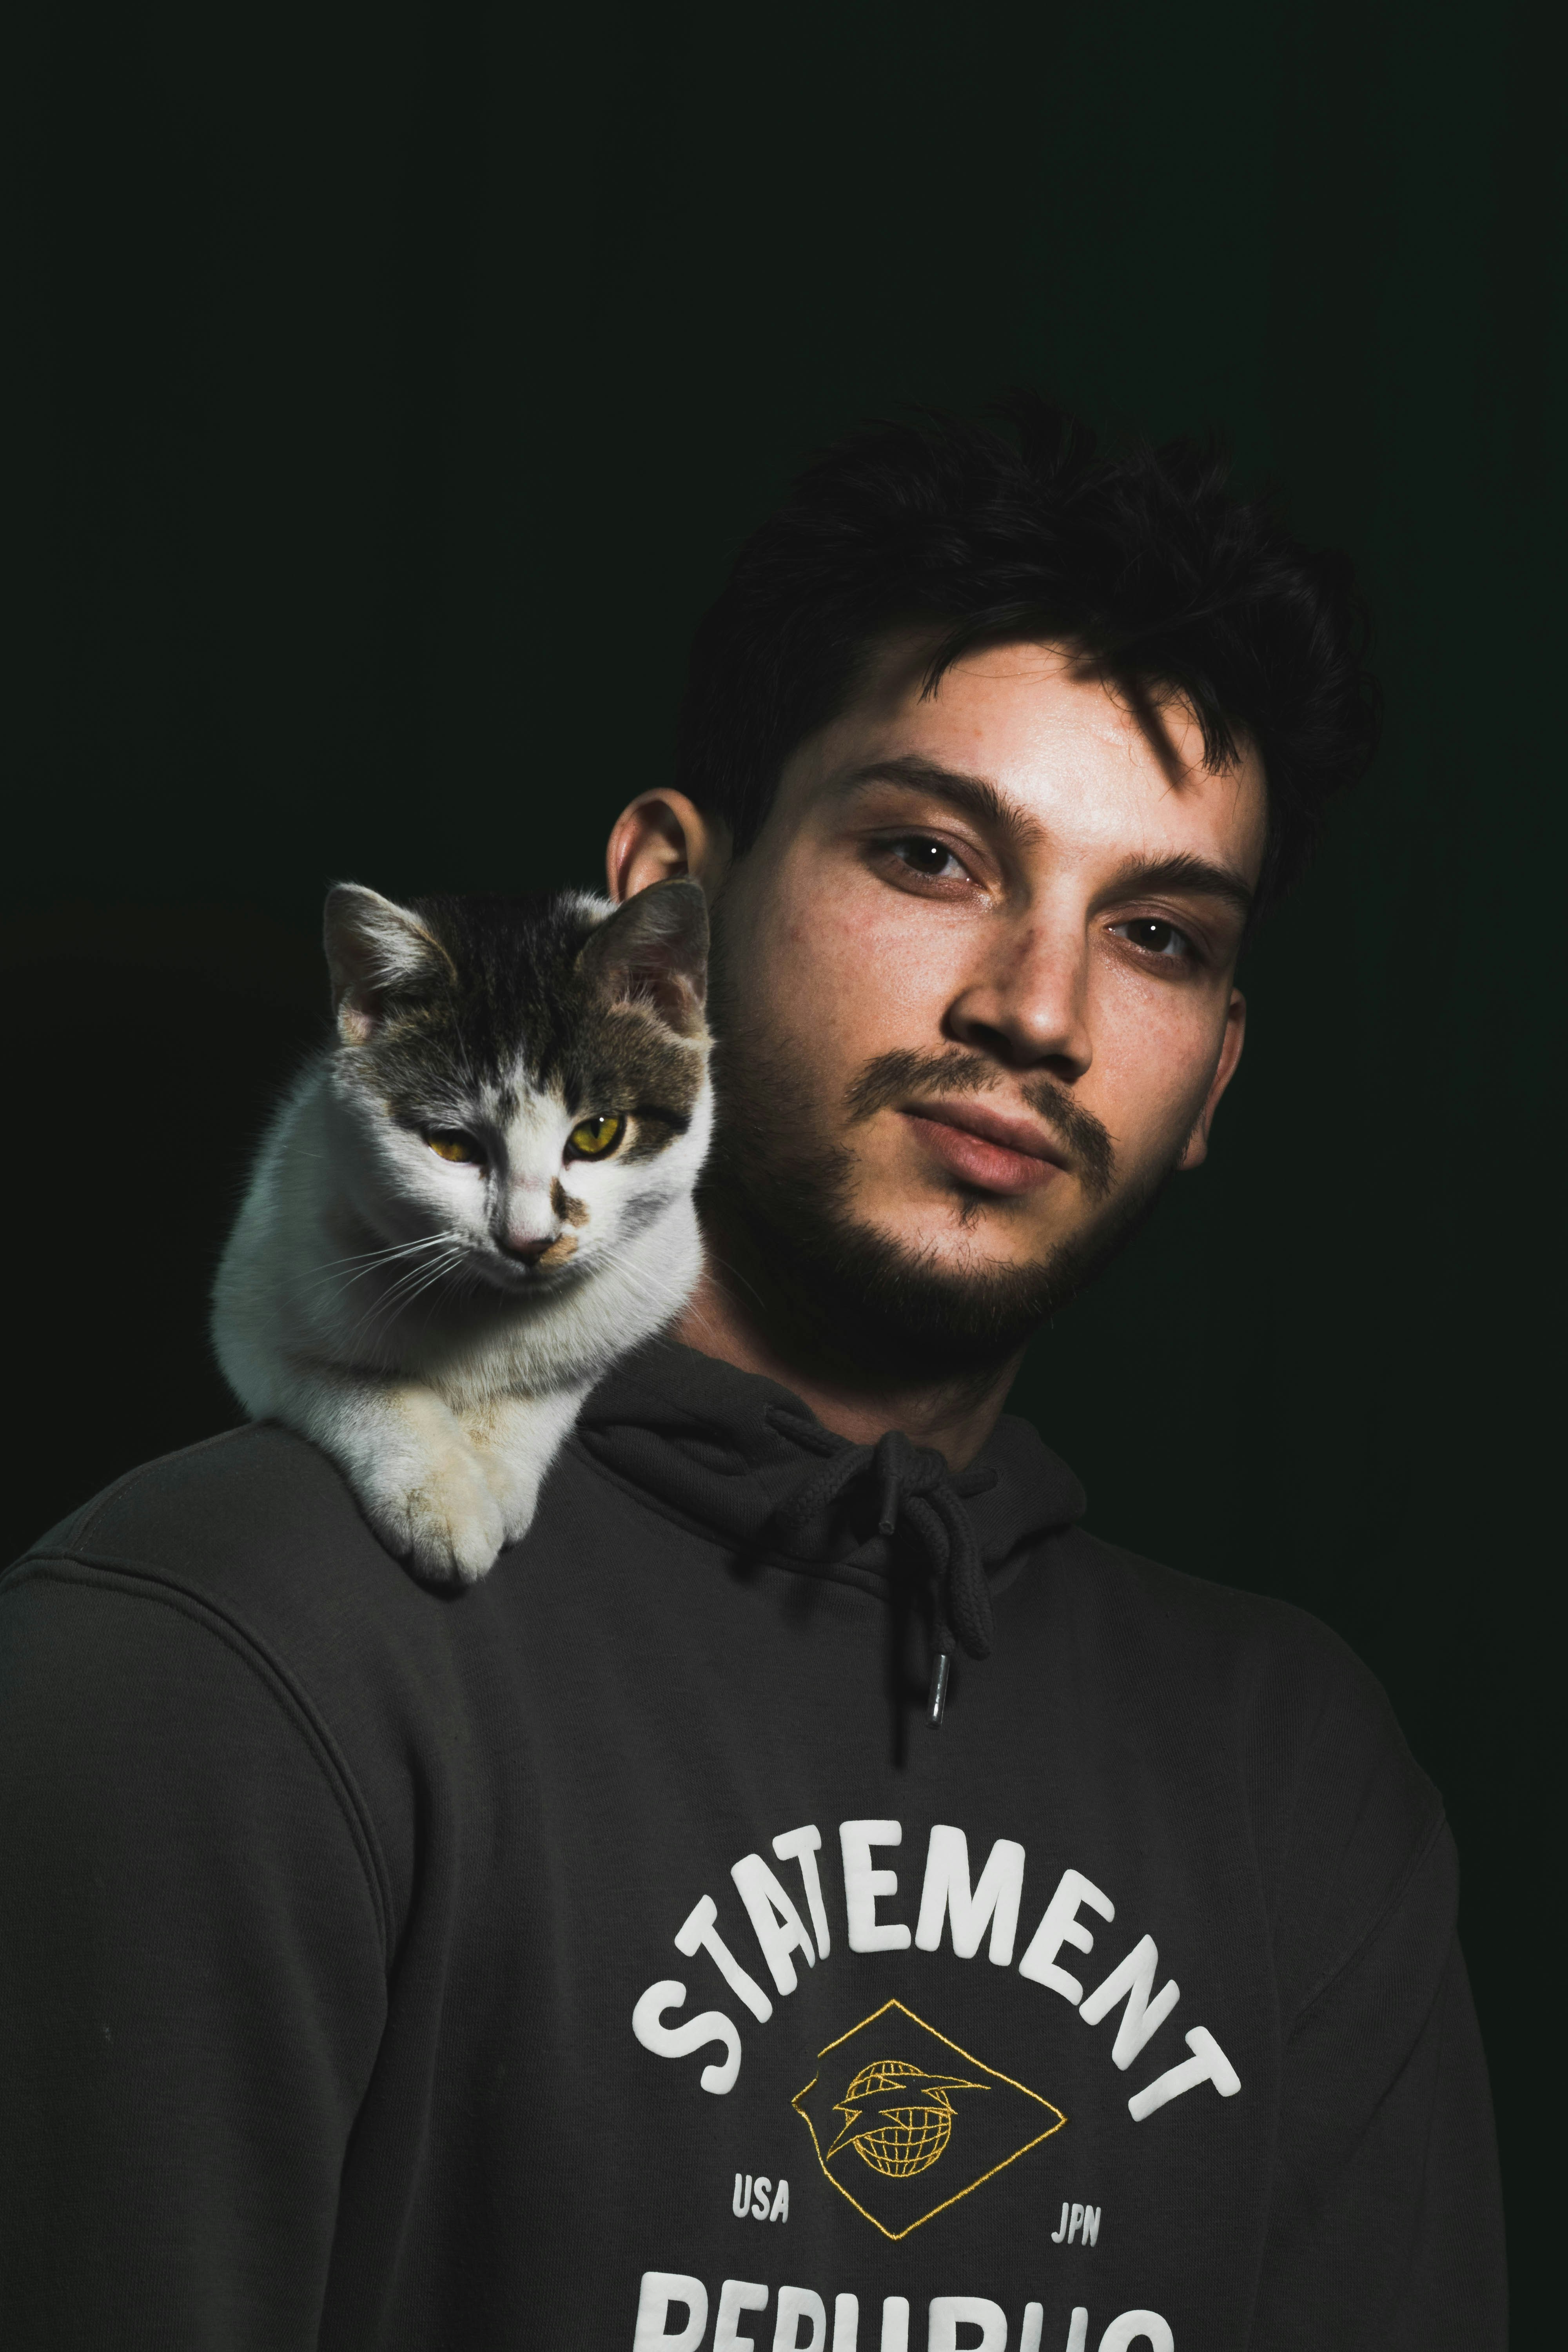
top-left (701, 954), bottom-right (1188, 1386)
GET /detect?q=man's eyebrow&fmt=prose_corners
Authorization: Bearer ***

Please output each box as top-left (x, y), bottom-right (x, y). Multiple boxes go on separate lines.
top-left (839, 755), bottom-right (1043, 848)
top-left (840, 760), bottom-right (1254, 914)
top-left (1101, 851), bottom-right (1255, 920)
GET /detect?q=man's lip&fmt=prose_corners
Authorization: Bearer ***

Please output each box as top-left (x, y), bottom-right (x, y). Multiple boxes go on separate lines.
top-left (903, 1096), bottom-right (1069, 1166)
top-left (898, 1097), bottom-right (1070, 1195)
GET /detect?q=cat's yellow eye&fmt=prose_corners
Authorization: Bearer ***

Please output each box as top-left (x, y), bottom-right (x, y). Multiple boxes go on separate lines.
top-left (425, 1130), bottom-right (483, 1165)
top-left (567, 1114), bottom-right (624, 1160)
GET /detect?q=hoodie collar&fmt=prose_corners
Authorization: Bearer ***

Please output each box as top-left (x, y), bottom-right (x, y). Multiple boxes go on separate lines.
top-left (574, 1340), bottom-right (1085, 1720)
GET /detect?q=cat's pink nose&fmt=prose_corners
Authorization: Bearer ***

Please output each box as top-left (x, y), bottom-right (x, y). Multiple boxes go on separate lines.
top-left (499, 1230), bottom-right (553, 1265)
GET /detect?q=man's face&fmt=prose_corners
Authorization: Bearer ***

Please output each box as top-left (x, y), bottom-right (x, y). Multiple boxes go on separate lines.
top-left (699, 637), bottom-right (1265, 1377)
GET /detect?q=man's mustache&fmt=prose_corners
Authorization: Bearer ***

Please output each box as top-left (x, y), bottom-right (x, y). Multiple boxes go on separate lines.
top-left (845, 1047), bottom-right (1116, 1202)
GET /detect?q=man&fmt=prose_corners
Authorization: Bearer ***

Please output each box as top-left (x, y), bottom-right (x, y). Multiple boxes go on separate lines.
top-left (0, 403), bottom-right (1504, 2348)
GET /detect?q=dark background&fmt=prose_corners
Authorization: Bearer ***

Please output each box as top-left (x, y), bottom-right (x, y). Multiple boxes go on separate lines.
top-left (26, 0), bottom-right (1558, 2316)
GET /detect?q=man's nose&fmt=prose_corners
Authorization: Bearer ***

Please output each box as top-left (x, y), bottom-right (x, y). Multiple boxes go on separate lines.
top-left (944, 923), bottom-right (1093, 1075)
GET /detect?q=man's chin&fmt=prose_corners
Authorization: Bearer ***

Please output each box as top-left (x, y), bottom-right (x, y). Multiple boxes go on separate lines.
top-left (702, 1155), bottom-right (1176, 1385)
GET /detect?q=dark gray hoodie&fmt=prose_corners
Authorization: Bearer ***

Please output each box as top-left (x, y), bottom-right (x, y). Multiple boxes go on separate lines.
top-left (0, 1343), bottom-right (1504, 2349)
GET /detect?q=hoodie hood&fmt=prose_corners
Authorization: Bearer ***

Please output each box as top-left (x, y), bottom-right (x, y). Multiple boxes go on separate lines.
top-left (575, 1339), bottom-right (1086, 1721)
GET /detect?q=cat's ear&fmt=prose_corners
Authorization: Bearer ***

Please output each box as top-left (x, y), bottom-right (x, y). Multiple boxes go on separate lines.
top-left (324, 883), bottom-right (449, 1044)
top-left (578, 878), bottom-right (709, 1039)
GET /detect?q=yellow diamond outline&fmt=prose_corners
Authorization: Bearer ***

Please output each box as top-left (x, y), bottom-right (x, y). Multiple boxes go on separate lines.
top-left (791, 1997), bottom-right (1067, 2241)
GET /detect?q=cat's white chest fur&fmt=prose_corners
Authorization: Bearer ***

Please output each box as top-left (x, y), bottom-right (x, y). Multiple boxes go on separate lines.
top-left (212, 878), bottom-right (711, 1583)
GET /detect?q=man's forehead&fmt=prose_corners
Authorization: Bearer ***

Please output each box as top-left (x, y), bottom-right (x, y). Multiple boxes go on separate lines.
top-left (792, 635), bottom-right (1269, 879)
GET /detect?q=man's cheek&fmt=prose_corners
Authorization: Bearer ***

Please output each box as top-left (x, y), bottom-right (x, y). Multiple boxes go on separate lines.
top-left (804, 902), bottom-right (964, 1038)
top-left (1092, 988), bottom-right (1225, 1131)
top-left (770, 926), bottom-right (922, 1060)
top-left (1106, 1056), bottom-right (1217, 1189)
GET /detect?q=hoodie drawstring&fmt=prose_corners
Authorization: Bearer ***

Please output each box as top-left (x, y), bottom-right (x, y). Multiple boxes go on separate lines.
top-left (764, 1411), bottom-right (998, 1726)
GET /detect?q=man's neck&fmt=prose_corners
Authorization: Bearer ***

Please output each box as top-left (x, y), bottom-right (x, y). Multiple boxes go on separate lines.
top-left (672, 1256), bottom-right (1020, 1471)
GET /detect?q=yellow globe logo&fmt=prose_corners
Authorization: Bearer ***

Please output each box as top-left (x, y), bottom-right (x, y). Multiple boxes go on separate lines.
top-left (827, 2059), bottom-right (988, 2180)
top-left (794, 2000), bottom-right (1069, 2243)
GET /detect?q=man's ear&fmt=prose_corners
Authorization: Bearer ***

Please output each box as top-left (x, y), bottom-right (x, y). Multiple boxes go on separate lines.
top-left (1178, 988), bottom-right (1247, 1170)
top-left (606, 789), bottom-right (730, 904)
top-left (578, 877), bottom-right (709, 1038)
top-left (323, 883), bottom-right (448, 1045)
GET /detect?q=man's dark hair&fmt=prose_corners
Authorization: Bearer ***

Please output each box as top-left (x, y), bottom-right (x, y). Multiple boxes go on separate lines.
top-left (676, 397), bottom-right (1379, 913)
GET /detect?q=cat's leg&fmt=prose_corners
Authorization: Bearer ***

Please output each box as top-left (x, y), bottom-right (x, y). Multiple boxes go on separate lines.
top-left (275, 1362), bottom-right (507, 1583)
top-left (464, 1387), bottom-right (590, 1548)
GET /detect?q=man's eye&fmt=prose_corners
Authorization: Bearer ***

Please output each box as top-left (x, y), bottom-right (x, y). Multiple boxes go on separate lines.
top-left (1111, 918), bottom-right (1192, 960)
top-left (890, 836), bottom-right (964, 880)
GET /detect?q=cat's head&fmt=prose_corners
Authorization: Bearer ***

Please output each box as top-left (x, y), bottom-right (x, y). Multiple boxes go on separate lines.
top-left (320, 878), bottom-right (711, 1302)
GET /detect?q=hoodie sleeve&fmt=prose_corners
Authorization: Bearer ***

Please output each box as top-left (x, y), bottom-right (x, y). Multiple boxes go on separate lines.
top-left (1247, 1636), bottom-right (1506, 2347)
top-left (0, 1559), bottom-right (387, 2351)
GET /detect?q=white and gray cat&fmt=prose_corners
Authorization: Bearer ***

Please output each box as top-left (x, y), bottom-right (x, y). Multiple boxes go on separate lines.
top-left (212, 876), bottom-right (711, 1581)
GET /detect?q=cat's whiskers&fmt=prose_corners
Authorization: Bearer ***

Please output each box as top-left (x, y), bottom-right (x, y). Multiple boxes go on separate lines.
top-left (410, 1255), bottom-right (482, 1342)
top-left (320, 1231), bottom-right (463, 1271)
top-left (344, 1245), bottom-right (469, 1351)
top-left (591, 1226), bottom-right (740, 1314)
top-left (311, 1231), bottom-right (464, 1296)
top-left (696, 1245), bottom-right (771, 1319)
top-left (580, 1235), bottom-right (712, 1333)
top-left (669, 1291), bottom-right (725, 1349)
top-left (375, 1247), bottom-right (468, 1314)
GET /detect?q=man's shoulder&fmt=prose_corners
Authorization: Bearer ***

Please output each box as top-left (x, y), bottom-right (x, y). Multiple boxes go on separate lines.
top-left (2, 1425), bottom-right (507, 1936)
top-left (4, 1425), bottom-right (446, 1775)
top-left (18, 1420), bottom-right (376, 1584)
top-left (1051, 1523), bottom-right (1448, 1986)
top-left (1055, 1517), bottom-right (1402, 1724)
top-left (8, 1423), bottom-right (432, 1676)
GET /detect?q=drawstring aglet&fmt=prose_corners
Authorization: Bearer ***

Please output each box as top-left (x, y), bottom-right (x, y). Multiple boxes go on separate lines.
top-left (927, 1649), bottom-right (951, 1728)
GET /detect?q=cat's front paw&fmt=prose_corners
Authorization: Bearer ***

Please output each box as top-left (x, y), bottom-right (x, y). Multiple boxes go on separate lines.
top-left (366, 1463), bottom-right (507, 1585)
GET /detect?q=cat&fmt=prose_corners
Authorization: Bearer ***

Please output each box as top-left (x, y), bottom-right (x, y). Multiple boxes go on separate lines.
top-left (211, 875), bottom-right (711, 1582)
